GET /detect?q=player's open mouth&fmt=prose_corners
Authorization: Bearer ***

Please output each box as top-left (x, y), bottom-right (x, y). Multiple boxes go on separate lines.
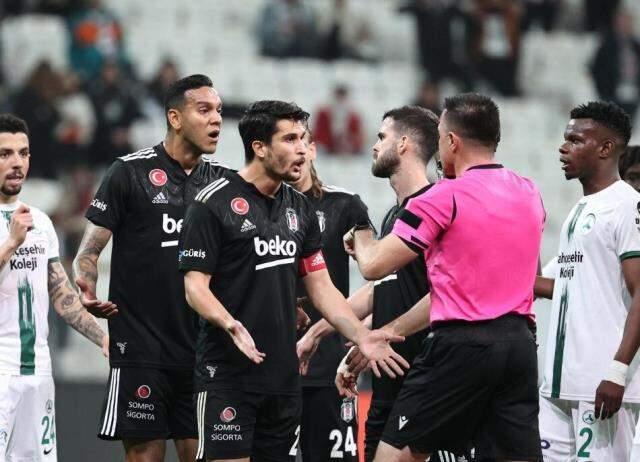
top-left (5, 173), bottom-right (23, 182)
top-left (208, 131), bottom-right (220, 141)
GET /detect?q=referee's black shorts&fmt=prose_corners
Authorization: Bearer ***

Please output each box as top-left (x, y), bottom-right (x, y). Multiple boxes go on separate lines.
top-left (380, 314), bottom-right (542, 461)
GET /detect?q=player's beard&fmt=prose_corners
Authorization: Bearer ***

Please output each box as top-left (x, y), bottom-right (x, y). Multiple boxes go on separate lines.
top-left (0, 184), bottom-right (21, 196)
top-left (371, 146), bottom-right (400, 178)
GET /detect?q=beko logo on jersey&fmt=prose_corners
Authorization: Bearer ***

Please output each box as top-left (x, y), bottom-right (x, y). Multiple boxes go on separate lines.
top-left (162, 214), bottom-right (183, 234)
top-left (253, 236), bottom-right (297, 256)
top-left (180, 249), bottom-right (206, 259)
top-left (91, 199), bottom-right (107, 211)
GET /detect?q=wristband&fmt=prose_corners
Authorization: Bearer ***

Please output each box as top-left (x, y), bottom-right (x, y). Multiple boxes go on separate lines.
top-left (605, 360), bottom-right (628, 387)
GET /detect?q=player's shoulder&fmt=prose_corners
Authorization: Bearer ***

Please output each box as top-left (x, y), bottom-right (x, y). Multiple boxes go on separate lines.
top-left (321, 184), bottom-right (357, 197)
top-left (117, 146), bottom-right (158, 164)
top-left (611, 180), bottom-right (640, 210)
top-left (194, 174), bottom-right (234, 206)
top-left (199, 155), bottom-right (232, 174)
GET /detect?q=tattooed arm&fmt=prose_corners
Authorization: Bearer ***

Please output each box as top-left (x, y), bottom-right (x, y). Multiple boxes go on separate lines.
top-left (48, 258), bottom-right (106, 349)
top-left (72, 223), bottom-right (117, 318)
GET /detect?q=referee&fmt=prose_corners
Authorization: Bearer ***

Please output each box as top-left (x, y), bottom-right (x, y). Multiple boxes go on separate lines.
top-left (345, 94), bottom-right (545, 462)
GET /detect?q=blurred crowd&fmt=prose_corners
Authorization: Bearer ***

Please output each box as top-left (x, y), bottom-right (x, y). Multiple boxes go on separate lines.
top-left (0, 0), bottom-right (637, 173)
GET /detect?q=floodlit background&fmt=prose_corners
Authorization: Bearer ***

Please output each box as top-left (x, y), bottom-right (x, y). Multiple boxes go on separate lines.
top-left (2, 0), bottom-right (640, 459)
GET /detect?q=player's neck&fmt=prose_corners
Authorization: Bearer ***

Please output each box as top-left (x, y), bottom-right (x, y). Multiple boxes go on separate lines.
top-left (390, 162), bottom-right (428, 204)
top-left (0, 192), bottom-right (19, 205)
top-left (163, 136), bottom-right (202, 172)
top-left (289, 173), bottom-right (312, 194)
top-left (455, 150), bottom-right (495, 177)
top-left (580, 171), bottom-right (620, 196)
top-left (239, 163), bottom-right (282, 198)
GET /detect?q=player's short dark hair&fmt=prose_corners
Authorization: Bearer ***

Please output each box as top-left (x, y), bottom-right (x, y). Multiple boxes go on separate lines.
top-left (620, 145), bottom-right (640, 177)
top-left (0, 114), bottom-right (29, 136)
top-left (163, 74), bottom-right (214, 128)
top-left (239, 100), bottom-right (310, 163)
top-left (443, 93), bottom-right (501, 150)
top-left (383, 105), bottom-right (439, 165)
top-left (570, 101), bottom-right (632, 146)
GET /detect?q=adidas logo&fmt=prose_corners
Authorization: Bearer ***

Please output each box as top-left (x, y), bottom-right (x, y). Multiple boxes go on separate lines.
top-left (398, 415), bottom-right (408, 430)
top-left (240, 219), bottom-right (256, 232)
top-left (152, 192), bottom-right (168, 204)
top-left (311, 253), bottom-right (325, 267)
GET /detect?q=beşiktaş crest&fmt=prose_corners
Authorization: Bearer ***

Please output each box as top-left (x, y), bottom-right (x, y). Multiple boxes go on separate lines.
top-left (285, 208), bottom-right (299, 232)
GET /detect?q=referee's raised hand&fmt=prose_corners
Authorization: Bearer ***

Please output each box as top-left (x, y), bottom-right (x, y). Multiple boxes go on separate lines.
top-left (227, 319), bottom-right (266, 364)
top-left (357, 329), bottom-right (410, 379)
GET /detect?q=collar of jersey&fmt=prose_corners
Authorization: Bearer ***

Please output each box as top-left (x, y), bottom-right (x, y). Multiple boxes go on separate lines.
top-left (226, 170), bottom-right (282, 201)
top-left (155, 142), bottom-right (207, 184)
top-left (0, 201), bottom-right (21, 211)
top-left (400, 183), bottom-right (434, 208)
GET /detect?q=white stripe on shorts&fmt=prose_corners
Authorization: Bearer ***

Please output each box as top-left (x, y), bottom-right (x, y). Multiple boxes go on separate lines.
top-left (196, 391), bottom-right (207, 460)
top-left (100, 368), bottom-right (119, 436)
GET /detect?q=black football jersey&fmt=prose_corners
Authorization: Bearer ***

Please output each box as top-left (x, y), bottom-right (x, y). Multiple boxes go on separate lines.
top-left (85, 143), bottom-right (227, 370)
top-left (371, 185), bottom-right (432, 404)
top-left (178, 170), bottom-right (323, 395)
top-left (296, 185), bottom-right (371, 387)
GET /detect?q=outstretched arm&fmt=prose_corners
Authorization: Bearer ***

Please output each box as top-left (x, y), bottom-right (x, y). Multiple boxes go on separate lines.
top-left (184, 270), bottom-right (265, 364)
top-left (303, 269), bottom-right (410, 378)
top-left (72, 222), bottom-right (117, 317)
top-left (48, 259), bottom-right (107, 353)
top-left (345, 228), bottom-right (418, 281)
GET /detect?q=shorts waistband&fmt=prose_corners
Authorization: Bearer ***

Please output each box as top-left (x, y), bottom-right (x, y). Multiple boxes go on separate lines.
top-left (431, 314), bottom-right (534, 341)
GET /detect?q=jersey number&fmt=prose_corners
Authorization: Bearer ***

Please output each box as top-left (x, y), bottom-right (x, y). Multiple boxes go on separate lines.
top-left (41, 415), bottom-right (56, 445)
top-left (330, 427), bottom-right (356, 458)
top-left (288, 425), bottom-right (301, 456)
top-left (578, 427), bottom-right (592, 458)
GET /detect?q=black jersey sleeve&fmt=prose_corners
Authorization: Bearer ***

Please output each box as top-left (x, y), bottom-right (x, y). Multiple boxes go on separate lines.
top-left (345, 194), bottom-right (373, 232)
top-left (178, 201), bottom-right (222, 274)
top-left (85, 160), bottom-right (130, 230)
top-left (301, 203), bottom-right (323, 258)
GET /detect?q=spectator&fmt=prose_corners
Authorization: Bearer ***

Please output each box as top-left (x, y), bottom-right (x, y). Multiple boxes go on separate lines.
top-left (471, 0), bottom-right (522, 97)
top-left (11, 61), bottom-right (63, 179)
top-left (55, 71), bottom-right (96, 169)
top-left (412, 80), bottom-right (442, 115)
top-left (398, 0), bottom-right (476, 91)
top-left (67, 0), bottom-right (130, 81)
top-left (591, 8), bottom-right (640, 122)
top-left (147, 58), bottom-right (179, 108)
top-left (258, 0), bottom-right (317, 58)
top-left (87, 59), bottom-right (142, 167)
top-left (522, 0), bottom-right (561, 32)
top-left (313, 84), bottom-right (364, 155)
top-left (316, 0), bottom-right (379, 62)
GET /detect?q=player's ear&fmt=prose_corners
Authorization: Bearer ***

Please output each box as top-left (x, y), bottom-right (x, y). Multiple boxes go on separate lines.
top-left (397, 135), bottom-right (408, 155)
top-left (599, 139), bottom-right (615, 159)
top-left (167, 109), bottom-right (181, 131)
top-left (448, 132), bottom-right (459, 153)
top-left (252, 140), bottom-right (266, 160)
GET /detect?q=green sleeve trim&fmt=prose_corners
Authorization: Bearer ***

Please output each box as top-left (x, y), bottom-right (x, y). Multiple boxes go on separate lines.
top-left (620, 251), bottom-right (640, 261)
